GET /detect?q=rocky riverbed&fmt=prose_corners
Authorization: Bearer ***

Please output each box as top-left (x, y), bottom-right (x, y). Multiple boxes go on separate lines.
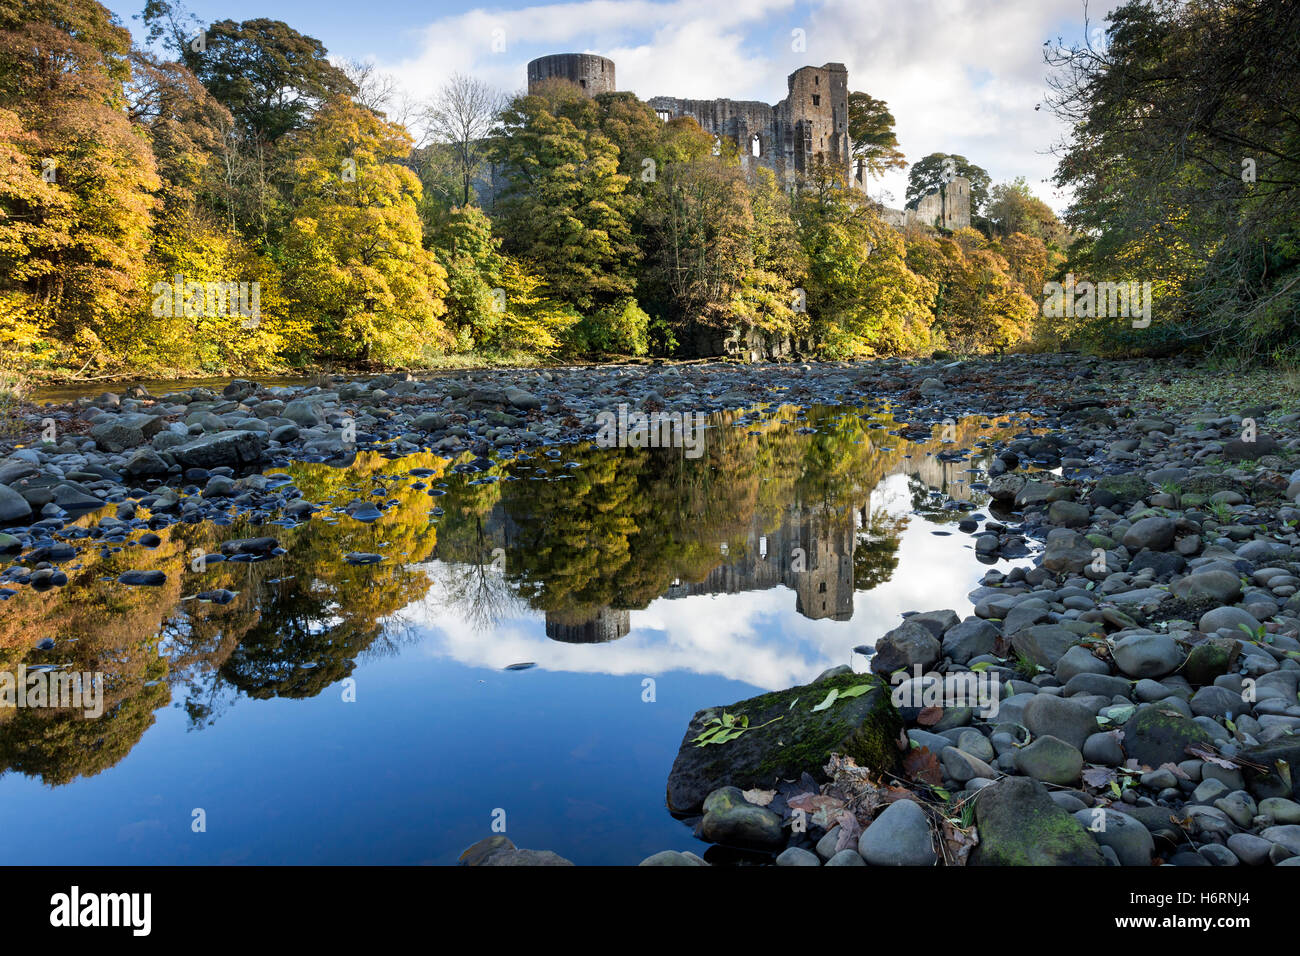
top-left (4, 355), bottom-right (1300, 867)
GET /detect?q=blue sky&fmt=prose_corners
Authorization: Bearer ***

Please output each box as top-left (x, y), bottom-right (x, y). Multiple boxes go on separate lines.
top-left (105, 0), bottom-right (1116, 210)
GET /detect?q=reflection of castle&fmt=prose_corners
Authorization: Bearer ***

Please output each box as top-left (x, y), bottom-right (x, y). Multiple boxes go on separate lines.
top-left (662, 449), bottom-right (971, 622)
top-left (665, 504), bottom-right (856, 621)
top-left (544, 608), bottom-right (631, 644)
top-left (477, 443), bottom-right (974, 637)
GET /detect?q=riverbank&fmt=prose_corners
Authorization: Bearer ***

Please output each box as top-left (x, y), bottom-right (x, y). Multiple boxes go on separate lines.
top-left (623, 360), bottom-right (1300, 867)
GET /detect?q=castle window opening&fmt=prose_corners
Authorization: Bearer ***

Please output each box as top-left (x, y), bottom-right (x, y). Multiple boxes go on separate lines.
top-left (811, 94), bottom-right (821, 106)
top-left (751, 133), bottom-right (761, 157)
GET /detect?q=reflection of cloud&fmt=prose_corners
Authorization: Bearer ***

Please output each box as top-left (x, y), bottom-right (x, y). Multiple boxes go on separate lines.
top-left (116, 818), bottom-right (166, 844)
top-left (408, 475), bottom-right (1007, 691)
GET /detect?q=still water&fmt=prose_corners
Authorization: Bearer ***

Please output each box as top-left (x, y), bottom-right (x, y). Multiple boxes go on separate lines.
top-left (0, 403), bottom-right (1034, 864)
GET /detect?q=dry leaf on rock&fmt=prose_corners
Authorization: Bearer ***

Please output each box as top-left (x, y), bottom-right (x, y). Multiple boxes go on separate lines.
top-left (1081, 766), bottom-right (1117, 789)
top-left (903, 746), bottom-right (944, 786)
top-left (916, 706), bottom-right (943, 727)
top-left (939, 818), bottom-right (978, 867)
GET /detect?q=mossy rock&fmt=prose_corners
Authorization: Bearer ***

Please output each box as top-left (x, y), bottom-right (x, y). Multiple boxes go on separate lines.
top-left (1122, 705), bottom-right (1213, 768)
top-left (971, 776), bottom-right (1105, 865)
top-left (1181, 474), bottom-right (1246, 497)
top-left (665, 672), bottom-right (902, 813)
top-left (1184, 639), bottom-right (1239, 685)
top-left (1094, 474), bottom-right (1150, 505)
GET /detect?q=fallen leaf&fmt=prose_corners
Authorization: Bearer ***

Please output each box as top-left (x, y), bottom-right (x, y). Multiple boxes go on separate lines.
top-left (742, 788), bottom-right (776, 807)
top-left (1186, 744), bottom-right (1238, 769)
top-left (1081, 766), bottom-right (1117, 789)
top-left (917, 706), bottom-right (943, 727)
top-left (940, 818), bottom-right (978, 866)
top-left (903, 746), bottom-right (943, 786)
top-left (835, 810), bottom-right (862, 852)
top-left (811, 688), bottom-right (839, 712)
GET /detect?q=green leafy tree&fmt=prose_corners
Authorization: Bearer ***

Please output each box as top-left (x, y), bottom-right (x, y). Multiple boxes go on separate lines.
top-left (491, 92), bottom-right (640, 313)
top-left (907, 152), bottom-right (990, 214)
top-left (182, 18), bottom-right (355, 144)
top-left (847, 92), bottom-right (906, 180)
top-left (431, 205), bottom-right (577, 353)
top-left (1047, 0), bottom-right (1300, 360)
top-left (797, 170), bottom-right (935, 357)
top-left (985, 177), bottom-right (1068, 245)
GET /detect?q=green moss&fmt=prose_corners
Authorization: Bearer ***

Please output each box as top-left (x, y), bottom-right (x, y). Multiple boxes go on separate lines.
top-left (980, 803), bottom-right (1096, 865)
top-left (1095, 474), bottom-right (1149, 504)
top-left (1181, 474), bottom-right (1246, 497)
top-left (699, 672), bottom-right (902, 782)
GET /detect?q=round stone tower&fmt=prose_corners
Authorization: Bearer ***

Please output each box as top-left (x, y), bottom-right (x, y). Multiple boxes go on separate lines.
top-left (526, 53), bottom-right (615, 96)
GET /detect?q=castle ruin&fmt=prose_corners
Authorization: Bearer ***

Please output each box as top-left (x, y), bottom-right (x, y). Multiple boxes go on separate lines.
top-left (524, 53), bottom-right (970, 230)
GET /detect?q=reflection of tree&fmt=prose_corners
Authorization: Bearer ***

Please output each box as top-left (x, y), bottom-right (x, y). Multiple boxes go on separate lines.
top-left (854, 507), bottom-right (909, 591)
top-left (427, 527), bottom-right (526, 632)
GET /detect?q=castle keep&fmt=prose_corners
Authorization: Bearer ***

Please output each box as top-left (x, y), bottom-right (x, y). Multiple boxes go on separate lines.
top-left (526, 53), bottom-right (615, 96)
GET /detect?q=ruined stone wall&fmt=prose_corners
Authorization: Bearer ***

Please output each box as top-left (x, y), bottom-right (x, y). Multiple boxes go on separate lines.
top-left (881, 176), bottom-right (972, 231)
top-left (527, 54), bottom-right (616, 96)
top-left (648, 63), bottom-right (851, 184)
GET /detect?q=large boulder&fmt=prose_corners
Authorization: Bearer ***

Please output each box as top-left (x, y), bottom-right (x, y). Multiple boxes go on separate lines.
top-left (857, 798), bottom-right (936, 866)
top-left (0, 483), bottom-right (32, 523)
top-left (665, 672), bottom-right (902, 813)
top-left (1171, 571), bottom-right (1243, 604)
top-left (170, 430), bottom-right (268, 470)
top-left (942, 617), bottom-right (999, 664)
top-left (1011, 624), bottom-right (1080, 669)
top-left (1041, 530), bottom-right (1096, 574)
top-left (281, 398), bottom-right (325, 427)
top-left (870, 621), bottom-right (941, 676)
top-left (90, 412), bottom-right (163, 452)
top-left (698, 788), bottom-right (785, 850)
top-left (1023, 695), bottom-right (1098, 751)
top-left (1074, 808), bottom-right (1155, 866)
top-left (1122, 516), bottom-right (1176, 552)
top-left (971, 777), bottom-right (1106, 865)
top-left (458, 835), bottom-right (573, 866)
top-left (1122, 706), bottom-right (1213, 768)
top-left (1111, 632), bottom-right (1183, 679)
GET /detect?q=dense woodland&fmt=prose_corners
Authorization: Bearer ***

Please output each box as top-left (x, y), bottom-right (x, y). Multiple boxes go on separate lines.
top-left (0, 0), bottom-right (1295, 381)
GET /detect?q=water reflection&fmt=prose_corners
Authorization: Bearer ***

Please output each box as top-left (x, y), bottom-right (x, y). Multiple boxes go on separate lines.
top-left (0, 404), bottom-right (1029, 792)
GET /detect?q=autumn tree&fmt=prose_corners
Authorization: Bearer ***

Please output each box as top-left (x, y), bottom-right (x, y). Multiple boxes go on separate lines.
top-left (282, 98), bottom-right (449, 363)
top-left (0, 0), bottom-right (159, 367)
top-left (491, 92), bottom-right (640, 314)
